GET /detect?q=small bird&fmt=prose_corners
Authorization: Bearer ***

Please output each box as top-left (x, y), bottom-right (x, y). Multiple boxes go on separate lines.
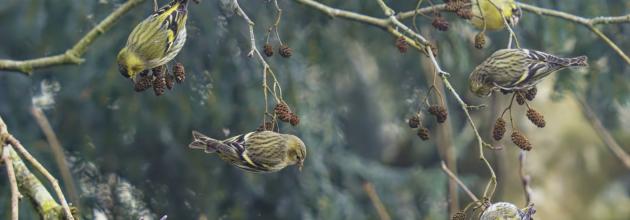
top-left (469, 49), bottom-right (588, 97)
top-left (117, 0), bottom-right (190, 81)
top-left (189, 130), bottom-right (307, 173)
top-left (471, 0), bottom-right (522, 31)
top-left (480, 202), bottom-right (535, 220)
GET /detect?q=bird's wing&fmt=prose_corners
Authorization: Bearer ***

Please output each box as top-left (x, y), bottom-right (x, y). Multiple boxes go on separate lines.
top-left (243, 132), bottom-right (287, 171)
top-left (126, 1), bottom-right (187, 63)
top-left (221, 133), bottom-right (273, 172)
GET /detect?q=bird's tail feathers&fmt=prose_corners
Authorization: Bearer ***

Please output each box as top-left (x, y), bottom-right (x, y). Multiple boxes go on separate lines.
top-left (189, 131), bottom-right (217, 153)
top-left (568, 56), bottom-right (588, 67)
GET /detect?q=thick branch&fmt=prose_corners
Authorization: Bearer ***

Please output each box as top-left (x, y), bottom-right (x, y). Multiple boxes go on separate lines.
top-left (3, 145), bottom-right (20, 220)
top-left (0, 0), bottom-right (145, 75)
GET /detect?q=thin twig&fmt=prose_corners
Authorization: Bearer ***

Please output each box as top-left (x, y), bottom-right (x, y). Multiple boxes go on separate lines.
top-left (0, 0), bottom-right (146, 75)
top-left (3, 144), bottom-right (20, 220)
top-left (362, 182), bottom-right (392, 220)
top-left (518, 3), bottom-right (630, 65)
top-left (294, 0), bottom-right (497, 199)
top-left (234, 0), bottom-right (284, 120)
top-left (441, 161), bottom-right (479, 202)
top-left (7, 135), bottom-right (75, 220)
top-left (575, 95), bottom-right (630, 169)
top-left (518, 151), bottom-right (532, 205)
top-left (30, 107), bottom-right (80, 207)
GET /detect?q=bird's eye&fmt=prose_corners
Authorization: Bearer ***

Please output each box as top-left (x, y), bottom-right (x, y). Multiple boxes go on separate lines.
top-left (118, 64), bottom-right (130, 78)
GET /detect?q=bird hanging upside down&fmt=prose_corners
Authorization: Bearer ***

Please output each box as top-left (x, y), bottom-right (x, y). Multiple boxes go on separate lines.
top-left (189, 130), bottom-right (307, 173)
top-left (117, 0), bottom-right (192, 81)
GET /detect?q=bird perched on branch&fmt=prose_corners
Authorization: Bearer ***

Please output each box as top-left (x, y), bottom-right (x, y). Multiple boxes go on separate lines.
top-left (117, 0), bottom-right (192, 81)
top-left (471, 0), bottom-right (522, 31)
top-left (469, 49), bottom-right (588, 97)
top-left (189, 130), bottom-right (307, 173)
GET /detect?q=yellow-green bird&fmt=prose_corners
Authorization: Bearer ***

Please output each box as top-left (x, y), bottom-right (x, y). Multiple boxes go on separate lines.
top-left (469, 49), bottom-right (588, 97)
top-left (471, 0), bottom-right (522, 31)
top-left (189, 130), bottom-right (307, 173)
top-left (117, 0), bottom-right (190, 80)
top-left (480, 202), bottom-right (535, 220)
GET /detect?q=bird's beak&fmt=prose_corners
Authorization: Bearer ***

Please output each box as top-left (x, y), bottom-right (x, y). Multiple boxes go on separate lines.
top-left (298, 160), bottom-right (304, 172)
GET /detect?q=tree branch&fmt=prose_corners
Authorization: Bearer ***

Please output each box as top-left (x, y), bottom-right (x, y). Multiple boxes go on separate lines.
top-left (3, 145), bottom-right (20, 220)
top-left (0, 0), bottom-right (146, 75)
top-left (31, 107), bottom-right (80, 208)
top-left (362, 182), bottom-right (392, 220)
top-left (575, 95), bottom-right (630, 169)
top-left (517, 3), bottom-right (630, 65)
top-left (294, 0), bottom-right (497, 199)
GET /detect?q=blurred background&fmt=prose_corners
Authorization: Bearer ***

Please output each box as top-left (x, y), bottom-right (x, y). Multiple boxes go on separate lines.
top-left (0, 0), bottom-right (629, 219)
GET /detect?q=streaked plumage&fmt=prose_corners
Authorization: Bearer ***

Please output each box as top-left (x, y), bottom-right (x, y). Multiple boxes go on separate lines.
top-left (480, 202), bottom-right (535, 220)
top-left (189, 131), bottom-right (306, 173)
top-left (117, 0), bottom-right (189, 80)
top-left (471, 0), bottom-right (521, 31)
top-left (469, 49), bottom-right (588, 97)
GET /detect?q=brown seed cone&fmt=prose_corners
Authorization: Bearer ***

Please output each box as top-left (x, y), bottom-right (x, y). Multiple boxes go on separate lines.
top-left (474, 32), bottom-right (486, 49)
top-left (274, 103), bottom-right (291, 122)
top-left (263, 43), bottom-right (274, 57)
top-left (173, 62), bottom-right (185, 83)
top-left (445, 1), bottom-right (464, 12)
top-left (165, 74), bottom-right (175, 90)
top-left (451, 210), bottom-right (466, 220)
top-left (516, 93), bottom-right (526, 105)
top-left (492, 118), bottom-right (506, 141)
top-left (417, 127), bottom-right (430, 141)
top-left (428, 105), bottom-right (448, 123)
top-left (134, 75), bottom-right (153, 92)
top-left (511, 131), bottom-right (532, 151)
top-left (456, 9), bottom-right (473, 20)
top-left (257, 121), bottom-right (275, 132)
top-left (395, 36), bottom-right (409, 53)
top-left (279, 44), bottom-right (293, 58)
top-left (432, 15), bottom-right (449, 31)
top-left (408, 115), bottom-right (420, 128)
top-left (526, 109), bottom-right (546, 128)
top-left (289, 113), bottom-right (300, 126)
top-left (526, 87), bottom-right (537, 101)
top-left (153, 75), bottom-right (166, 96)
top-left (152, 65), bottom-right (164, 76)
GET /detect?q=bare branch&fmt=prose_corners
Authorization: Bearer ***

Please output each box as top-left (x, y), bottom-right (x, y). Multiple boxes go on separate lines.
top-left (7, 135), bottom-right (75, 220)
top-left (575, 95), bottom-right (630, 169)
top-left (362, 182), bottom-right (392, 220)
top-left (31, 107), bottom-right (80, 207)
top-left (441, 161), bottom-right (479, 202)
top-left (3, 145), bottom-right (20, 220)
top-left (518, 3), bottom-right (630, 65)
top-left (519, 151), bottom-right (532, 205)
top-left (0, 0), bottom-right (146, 75)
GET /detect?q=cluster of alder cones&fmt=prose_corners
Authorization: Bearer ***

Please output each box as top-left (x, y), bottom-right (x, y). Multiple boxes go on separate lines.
top-left (408, 105), bottom-right (448, 141)
top-left (133, 63), bottom-right (186, 96)
top-left (263, 43), bottom-right (293, 58)
top-left (493, 87), bottom-right (546, 151)
top-left (257, 102), bottom-right (300, 131)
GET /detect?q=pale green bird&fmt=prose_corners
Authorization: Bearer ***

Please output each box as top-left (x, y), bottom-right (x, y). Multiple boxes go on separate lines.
top-left (189, 130), bottom-right (307, 173)
top-left (471, 0), bottom-right (522, 31)
top-left (117, 0), bottom-right (190, 81)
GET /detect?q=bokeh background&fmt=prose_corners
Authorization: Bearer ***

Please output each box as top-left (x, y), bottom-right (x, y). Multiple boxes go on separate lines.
top-left (1, 0), bottom-right (629, 219)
